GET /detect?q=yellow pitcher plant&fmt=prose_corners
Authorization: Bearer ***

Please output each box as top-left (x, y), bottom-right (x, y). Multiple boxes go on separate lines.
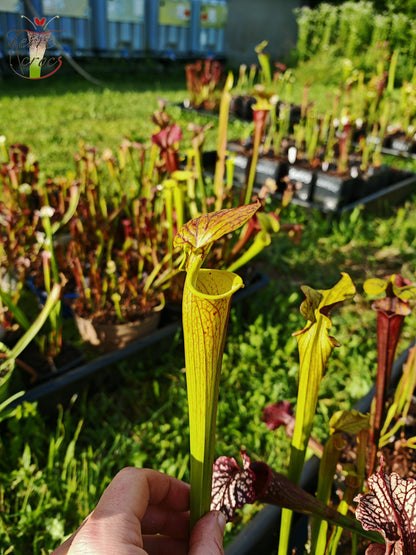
top-left (278, 272), bottom-right (356, 554)
top-left (173, 201), bottom-right (261, 528)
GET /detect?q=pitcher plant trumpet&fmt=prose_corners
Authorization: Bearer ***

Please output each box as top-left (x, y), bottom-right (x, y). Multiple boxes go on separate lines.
top-left (173, 201), bottom-right (261, 528)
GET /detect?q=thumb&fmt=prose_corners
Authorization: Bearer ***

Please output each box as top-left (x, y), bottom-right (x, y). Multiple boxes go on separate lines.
top-left (189, 510), bottom-right (226, 555)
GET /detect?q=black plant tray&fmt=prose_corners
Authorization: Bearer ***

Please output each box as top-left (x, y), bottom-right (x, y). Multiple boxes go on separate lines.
top-left (8, 272), bottom-right (270, 411)
top-left (381, 132), bottom-right (416, 159)
top-left (290, 169), bottom-right (416, 215)
top-left (225, 342), bottom-right (415, 555)
top-left (218, 144), bottom-right (416, 215)
top-left (382, 146), bottom-right (416, 160)
top-left (8, 318), bottom-right (183, 412)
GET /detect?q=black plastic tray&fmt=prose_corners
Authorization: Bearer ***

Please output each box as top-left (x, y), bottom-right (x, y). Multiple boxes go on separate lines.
top-left (290, 171), bottom-right (416, 215)
top-left (8, 272), bottom-right (270, 410)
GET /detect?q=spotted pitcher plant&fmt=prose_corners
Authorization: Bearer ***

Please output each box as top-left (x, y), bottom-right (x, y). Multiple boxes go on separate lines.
top-left (173, 201), bottom-right (261, 527)
top-left (211, 450), bottom-right (382, 545)
top-left (355, 458), bottom-right (416, 555)
top-left (211, 449), bottom-right (416, 552)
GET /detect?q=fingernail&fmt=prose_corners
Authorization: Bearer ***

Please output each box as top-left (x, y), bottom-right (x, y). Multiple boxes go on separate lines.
top-left (217, 511), bottom-right (227, 534)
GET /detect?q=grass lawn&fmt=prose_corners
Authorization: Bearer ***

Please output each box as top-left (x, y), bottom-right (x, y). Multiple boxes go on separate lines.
top-left (0, 61), bottom-right (251, 176)
top-left (1, 60), bottom-right (416, 552)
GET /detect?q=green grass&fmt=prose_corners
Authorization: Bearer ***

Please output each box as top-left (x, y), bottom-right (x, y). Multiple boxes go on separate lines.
top-left (1, 60), bottom-right (416, 553)
top-left (0, 61), bottom-right (252, 177)
top-left (0, 66), bottom-right (186, 176)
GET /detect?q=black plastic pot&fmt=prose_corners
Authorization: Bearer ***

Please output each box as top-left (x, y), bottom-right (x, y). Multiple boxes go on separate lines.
top-left (233, 153), bottom-right (251, 184)
top-left (225, 342), bottom-right (415, 555)
top-left (357, 165), bottom-right (398, 198)
top-left (255, 157), bottom-right (288, 189)
top-left (287, 168), bottom-right (416, 215)
top-left (224, 141), bottom-right (252, 184)
top-left (295, 165), bottom-right (413, 214)
top-left (206, 145), bottom-right (289, 189)
top-left (383, 132), bottom-right (416, 157)
top-left (336, 169), bottom-right (416, 215)
top-left (287, 163), bottom-right (316, 202)
top-left (313, 171), bottom-right (359, 211)
top-left (222, 139), bottom-right (416, 214)
top-left (1, 339), bottom-right (85, 405)
top-left (276, 102), bottom-right (302, 131)
top-left (229, 95), bottom-right (257, 122)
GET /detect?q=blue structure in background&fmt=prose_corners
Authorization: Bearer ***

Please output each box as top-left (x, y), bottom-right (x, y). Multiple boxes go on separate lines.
top-left (92, 0), bottom-right (146, 58)
top-left (0, 1), bottom-right (26, 58)
top-left (191, 0), bottom-right (227, 58)
top-left (0, 0), bottom-right (227, 64)
top-left (147, 0), bottom-right (192, 59)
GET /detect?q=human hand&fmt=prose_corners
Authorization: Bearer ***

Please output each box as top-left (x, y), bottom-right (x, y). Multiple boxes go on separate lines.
top-left (52, 467), bottom-right (225, 554)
